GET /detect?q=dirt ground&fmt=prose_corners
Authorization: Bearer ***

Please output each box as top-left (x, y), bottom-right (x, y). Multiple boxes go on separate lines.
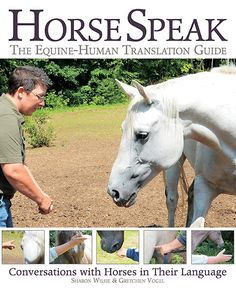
top-left (2, 254), bottom-right (24, 265)
top-left (12, 133), bottom-right (236, 228)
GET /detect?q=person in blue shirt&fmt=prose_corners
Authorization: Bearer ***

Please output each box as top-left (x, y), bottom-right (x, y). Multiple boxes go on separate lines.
top-left (117, 247), bottom-right (139, 262)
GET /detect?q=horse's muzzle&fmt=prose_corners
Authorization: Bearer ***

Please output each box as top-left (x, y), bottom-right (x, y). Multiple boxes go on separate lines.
top-left (101, 240), bottom-right (123, 253)
top-left (107, 188), bottom-right (137, 207)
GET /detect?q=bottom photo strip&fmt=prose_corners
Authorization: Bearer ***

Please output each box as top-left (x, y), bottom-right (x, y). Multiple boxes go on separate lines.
top-left (0, 229), bottom-right (234, 265)
top-left (1, 227), bottom-right (235, 291)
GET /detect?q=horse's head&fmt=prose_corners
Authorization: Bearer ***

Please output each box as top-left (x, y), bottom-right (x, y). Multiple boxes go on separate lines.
top-left (97, 230), bottom-right (124, 253)
top-left (21, 231), bottom-right (45, 264)
top-left (108, 80), bottom-right (184, 207)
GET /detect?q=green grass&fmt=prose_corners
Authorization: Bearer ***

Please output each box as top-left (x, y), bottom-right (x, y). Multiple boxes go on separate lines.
top-left (39, 103), bottom-right (128, 145)
top-left (96, 231), bottom-right (139, 264)
top-left (195, 239), bottom-right (234, 264)
top-left (43, 102), bottom-right (129, 114)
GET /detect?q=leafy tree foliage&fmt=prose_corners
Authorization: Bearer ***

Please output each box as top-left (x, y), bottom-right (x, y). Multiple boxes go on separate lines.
top-left (0, 59), bottom-right (229, 107)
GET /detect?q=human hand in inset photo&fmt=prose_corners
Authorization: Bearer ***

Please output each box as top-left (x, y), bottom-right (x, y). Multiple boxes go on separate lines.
top-left (154, 231), bottom-right (186, 256)
top-left (70, 233), bottom-right (90, 246)
top-left (2, 240), bottom-right (15, 250)
top-left (208, 249), bottom-right (232, 264)
top-left (154, 239), bottom-right (184, 255)
top-left (192, 249), bottom-right (232, 264)
top-left (117, 248), bottom-right (127, 258)
top-left (117, 247), bottom-right (139, 262)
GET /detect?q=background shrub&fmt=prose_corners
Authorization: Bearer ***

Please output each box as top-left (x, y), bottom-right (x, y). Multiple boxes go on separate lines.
top-left (45, 90), bottom-right (69, 108)
top-left (24, 111), bottom-right (55, 148)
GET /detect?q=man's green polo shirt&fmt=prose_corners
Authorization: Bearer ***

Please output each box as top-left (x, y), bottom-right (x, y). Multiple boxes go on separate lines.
top-left (0, 94), bottom-right (25, 195)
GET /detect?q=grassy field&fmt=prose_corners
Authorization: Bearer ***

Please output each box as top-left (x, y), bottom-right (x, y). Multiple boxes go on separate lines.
top-left (96, 230), bottom-right (139, 264)
top-left (2, 231), bottom-right (24, 264)
top-left (47, 103), bottom-right (128, 144)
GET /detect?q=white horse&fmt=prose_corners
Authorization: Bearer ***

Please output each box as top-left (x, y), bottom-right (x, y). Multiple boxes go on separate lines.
top-left (144, 230), bottom-right (177, 264)
top-left (108, 65), bottom-right (236, 226)
top-left (21, 231), bottom-right (45, 264)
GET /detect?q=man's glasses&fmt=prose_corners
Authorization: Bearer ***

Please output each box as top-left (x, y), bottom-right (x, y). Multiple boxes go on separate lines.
top-left (31, 92), bottom-right (45, 101)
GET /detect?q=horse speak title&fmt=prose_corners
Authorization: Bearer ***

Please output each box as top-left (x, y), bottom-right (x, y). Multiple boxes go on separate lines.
top-left (108, 65), bottom-right (236, 227)
top-left (8, 9), bottom-right (227, 42)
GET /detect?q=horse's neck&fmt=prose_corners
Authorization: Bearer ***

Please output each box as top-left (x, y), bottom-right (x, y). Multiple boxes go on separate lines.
top-left (178, 101), bottom-right (236, 161)
top-left (151, 71), bottom-right (236, 161)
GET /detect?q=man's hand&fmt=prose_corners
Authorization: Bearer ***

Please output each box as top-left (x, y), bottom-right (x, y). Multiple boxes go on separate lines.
top-left (38, 193), bottom-right (53, 214)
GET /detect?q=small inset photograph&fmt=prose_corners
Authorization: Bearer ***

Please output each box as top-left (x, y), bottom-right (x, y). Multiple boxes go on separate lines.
top-left (191, 230), bottom-right (234, 264)
top-left (2, 230), bottom-right (45, 264)
top-left (49, 230), bottom-right (92, 264)
top-left (143, 230), bottom-right (186, 264)
top-left (96, 230), bottom-right (139, 264)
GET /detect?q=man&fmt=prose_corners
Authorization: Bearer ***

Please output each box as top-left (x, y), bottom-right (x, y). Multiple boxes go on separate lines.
top-left (0, 65), bottom-right (53, 227)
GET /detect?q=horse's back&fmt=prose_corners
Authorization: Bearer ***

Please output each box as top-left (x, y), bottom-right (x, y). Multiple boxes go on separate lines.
top-left (149, 66), bottom-right (236, 105)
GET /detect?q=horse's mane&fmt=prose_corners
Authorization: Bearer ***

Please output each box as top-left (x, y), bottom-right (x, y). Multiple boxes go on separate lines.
top-left (127, 64), bottom-right (236, 130)
top-left (211, 64), bottom-right (236, 74)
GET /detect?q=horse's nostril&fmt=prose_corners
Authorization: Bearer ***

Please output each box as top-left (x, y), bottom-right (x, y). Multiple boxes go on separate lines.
top-left (112, 242), bottom-right (121, 252)
top-left (112, 189), bottom-right (120, 200)
top-left (130, 173), bottom-right (139, 179)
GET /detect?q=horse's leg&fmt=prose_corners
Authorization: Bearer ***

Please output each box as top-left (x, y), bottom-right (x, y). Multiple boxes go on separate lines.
top-left (164, 154), bottom-right (186, 227)
top-left (186, 180), bottom-right (194, 227)
top-left (191, 175), bottom-right (219, 225)
top-left (144, 231), bottom-right (159, 264)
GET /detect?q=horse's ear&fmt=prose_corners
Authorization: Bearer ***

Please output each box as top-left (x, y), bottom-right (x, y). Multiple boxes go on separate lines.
top-left (115, 79), bottom-right (137, 99)
top-left (131, 80), bottom-right (153, 105)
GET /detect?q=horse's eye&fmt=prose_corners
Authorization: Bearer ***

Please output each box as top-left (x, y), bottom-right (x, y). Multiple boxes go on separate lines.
top-left (136, 132), bottom-right (149, 141)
